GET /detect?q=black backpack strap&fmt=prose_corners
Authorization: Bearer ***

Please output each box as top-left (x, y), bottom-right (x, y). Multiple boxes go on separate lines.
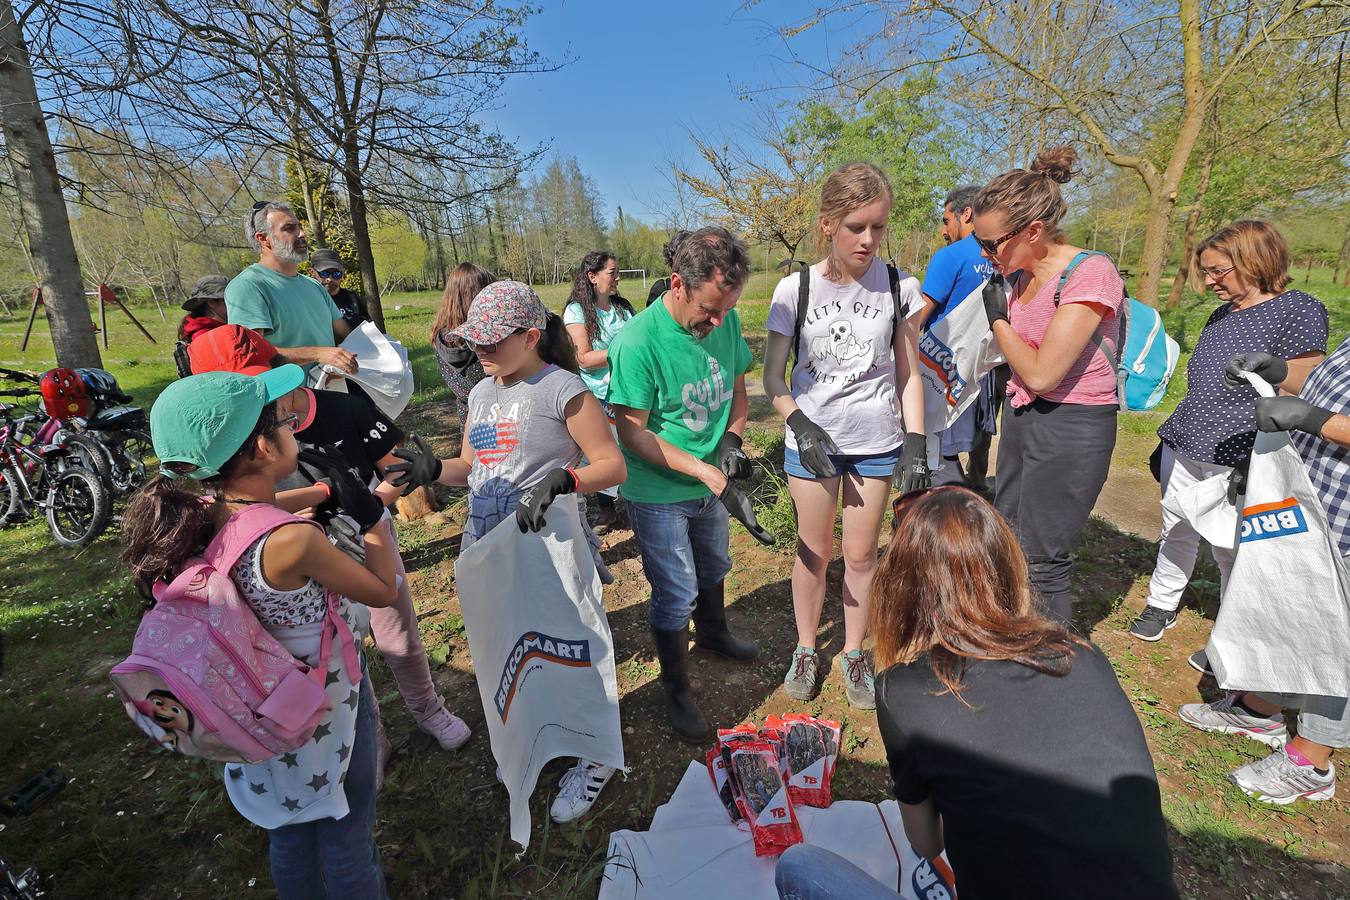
top-left (887, 263), bottom-right (902, 348)
top-left (791, 264), bottom-right (810, 364)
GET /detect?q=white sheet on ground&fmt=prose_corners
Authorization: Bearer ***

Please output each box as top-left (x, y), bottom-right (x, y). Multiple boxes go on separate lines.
top-left (599, 760), bottom-right (952, 900)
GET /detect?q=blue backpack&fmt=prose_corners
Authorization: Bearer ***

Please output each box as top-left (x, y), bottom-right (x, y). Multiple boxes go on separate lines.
top-left (1054, 251), bottom-right (1179, 411)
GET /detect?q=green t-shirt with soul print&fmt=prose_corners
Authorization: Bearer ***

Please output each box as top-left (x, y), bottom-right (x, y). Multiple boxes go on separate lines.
top-left (606, 298), bottom-right (752, 504)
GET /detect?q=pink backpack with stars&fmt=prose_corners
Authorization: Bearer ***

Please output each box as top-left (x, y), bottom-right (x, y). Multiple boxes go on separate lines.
top-left (110, 504), bottom-right (361, 763)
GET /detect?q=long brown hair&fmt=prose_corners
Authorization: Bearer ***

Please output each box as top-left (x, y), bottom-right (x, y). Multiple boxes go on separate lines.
top-left (431, 262), bottom-right (495, 344)
top-left (815, 161), bottom-right (893, 257)
top-left (871, 488), bottom-right (1085, 701)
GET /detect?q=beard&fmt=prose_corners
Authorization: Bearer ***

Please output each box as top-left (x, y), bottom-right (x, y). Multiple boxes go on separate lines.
top-left (273, 236), bottom-right (308, 264)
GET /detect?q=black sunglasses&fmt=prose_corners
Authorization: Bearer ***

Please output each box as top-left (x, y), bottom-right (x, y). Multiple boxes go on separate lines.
top-left (975, 226), bottom-right (1024, 256)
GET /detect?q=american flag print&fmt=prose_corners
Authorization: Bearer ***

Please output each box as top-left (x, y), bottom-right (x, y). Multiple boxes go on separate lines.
top-left (470, 419), bottom-right (519, 467)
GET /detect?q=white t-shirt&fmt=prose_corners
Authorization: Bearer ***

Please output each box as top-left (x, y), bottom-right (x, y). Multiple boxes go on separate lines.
top-left (766, 258), bottom-right (924, 455)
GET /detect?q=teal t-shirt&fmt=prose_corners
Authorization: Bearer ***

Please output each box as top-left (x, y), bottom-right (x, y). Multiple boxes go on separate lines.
top-left (224, 264), bottom-right (342, 368)
top-left (606, 298), bottom-right (752, 504)
top-left (562, 300), bottom-right (634, 400)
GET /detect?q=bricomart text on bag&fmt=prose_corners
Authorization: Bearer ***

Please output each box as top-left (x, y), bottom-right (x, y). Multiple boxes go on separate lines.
top-left (495, 630), bottom-right (592, 722)
top-left (1240, 497), bottom-right (1309, 543)
top-left (918, 331), bottom-right (966, 408)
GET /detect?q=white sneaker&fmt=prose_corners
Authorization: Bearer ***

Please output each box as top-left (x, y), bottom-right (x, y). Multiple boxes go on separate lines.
top-left (549, 759), bottom-right (615, 823)
top-left (1231, 746), bottom-right (1336, 805)
top-left (419, 709), bottom-right (471, 751)
top-left (1179, 693), bottom-right (1288, 748)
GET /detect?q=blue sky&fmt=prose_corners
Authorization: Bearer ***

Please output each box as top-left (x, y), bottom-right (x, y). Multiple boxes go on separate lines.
top-left (492, 0), bottom-right (849, 226)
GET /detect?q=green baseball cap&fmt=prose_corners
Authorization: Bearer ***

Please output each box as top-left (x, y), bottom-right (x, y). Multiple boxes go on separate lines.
top-left (151, 365), bottom-right (306, 480)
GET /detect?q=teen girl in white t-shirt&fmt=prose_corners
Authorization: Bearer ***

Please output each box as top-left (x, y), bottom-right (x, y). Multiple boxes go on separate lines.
top-left (762, 162), bottom-right (928, 710)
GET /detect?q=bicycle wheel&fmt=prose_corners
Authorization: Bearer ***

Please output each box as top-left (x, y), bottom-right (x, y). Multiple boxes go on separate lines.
top-left (45, 465), bottom-right (111, 548)
top-left (109, 428), bottom-right (154, 493)
top-left (0, 466), bottom-right (22, 525)
top-left (64, 433), bottom-right (113, 488)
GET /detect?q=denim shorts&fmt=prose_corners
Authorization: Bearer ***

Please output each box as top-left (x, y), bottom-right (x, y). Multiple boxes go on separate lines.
top-left (782, 445), bottom-right (902, 480)
top-left (627, 495), bottom-right (731, 631)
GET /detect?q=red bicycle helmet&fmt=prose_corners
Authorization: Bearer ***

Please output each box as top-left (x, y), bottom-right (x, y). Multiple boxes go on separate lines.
top-left (40, 367), bottom-right (90, 419)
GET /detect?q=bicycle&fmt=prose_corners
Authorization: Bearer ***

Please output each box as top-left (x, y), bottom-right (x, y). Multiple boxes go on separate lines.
top-left (37, 368), bottom-right (152, 497)
top-left (0, 389), bottom-right (112, 547)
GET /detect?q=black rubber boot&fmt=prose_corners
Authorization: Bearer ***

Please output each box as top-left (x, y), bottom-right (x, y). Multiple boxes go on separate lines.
top-left (691, 581), bottom-right (759, 661)
top-left (651, 626), bottom-right (710, 743)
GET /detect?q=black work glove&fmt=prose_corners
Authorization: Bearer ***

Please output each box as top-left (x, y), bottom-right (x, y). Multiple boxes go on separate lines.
top-left (386, 434), bottom-right (442, 490)
top-left (298, 446), bottom-right (385, 533)
top-left (715, 431), bottom-right (752, 480)
top-left (719, 482), bottom-right (775, 546)
top-left (1226, 455), bottom-right (1250, 505)
top-left (515, 468), bottom-right (577, 533)
top-left (982, 275), bottom-right (1009, 326)
top-left (786, 410), bottom-right (840, 479)
top-left (1254, 396), bottom-right (1334, 436)
top-left (893, 432), bottom-right (931, 494)
top-left (1224, 352), bottom-right (1288, 390)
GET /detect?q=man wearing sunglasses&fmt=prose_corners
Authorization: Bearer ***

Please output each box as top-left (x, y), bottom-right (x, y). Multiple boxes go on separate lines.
top-left (919, 186), bottom-right (999, 490)
top-left (310, 248), bottom-right (371, 331)
top-left (225, 201), bottom-right (358, 378)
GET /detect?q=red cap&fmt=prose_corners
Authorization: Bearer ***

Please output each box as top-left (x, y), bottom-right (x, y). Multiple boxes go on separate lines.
top-left (187, 325), bottom-right (280, 376)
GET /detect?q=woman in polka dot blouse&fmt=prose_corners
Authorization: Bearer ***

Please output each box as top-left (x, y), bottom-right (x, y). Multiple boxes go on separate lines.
top-left (1128, 221), bottom-right (1327, 646)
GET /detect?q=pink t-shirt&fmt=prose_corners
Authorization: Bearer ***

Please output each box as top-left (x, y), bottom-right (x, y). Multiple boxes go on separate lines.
top-left (1007, 253), bottom-right (1125, 408)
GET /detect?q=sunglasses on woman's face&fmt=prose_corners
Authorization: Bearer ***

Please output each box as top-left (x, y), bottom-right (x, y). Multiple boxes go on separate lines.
top-left (316, 269), bottom-right (343, 280)
top-left (974, 226), bottom-right (1024, 256)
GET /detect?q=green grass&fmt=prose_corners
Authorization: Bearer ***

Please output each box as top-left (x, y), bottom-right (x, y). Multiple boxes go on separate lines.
top-left (2, 267), bottom-right (1349, 898)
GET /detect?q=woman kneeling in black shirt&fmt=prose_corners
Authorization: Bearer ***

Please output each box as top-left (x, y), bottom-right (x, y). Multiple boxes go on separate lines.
top-left (874, 487), bottom-right (1177, 899)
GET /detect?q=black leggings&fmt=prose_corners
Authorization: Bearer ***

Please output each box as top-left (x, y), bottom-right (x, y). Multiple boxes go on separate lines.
top-left (995, 397), bottom-right (1116, 625)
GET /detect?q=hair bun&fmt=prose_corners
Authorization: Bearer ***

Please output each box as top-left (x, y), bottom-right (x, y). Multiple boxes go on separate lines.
top-left (1030, 145), bottom-right (1079, 184)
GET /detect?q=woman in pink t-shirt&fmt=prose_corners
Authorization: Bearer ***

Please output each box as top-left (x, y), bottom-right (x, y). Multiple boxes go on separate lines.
top-left (972, 146), bottom-right (1125, 626)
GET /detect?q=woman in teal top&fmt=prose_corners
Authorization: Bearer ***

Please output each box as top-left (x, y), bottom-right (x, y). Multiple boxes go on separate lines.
top-left (564, 251), bottom-right (637, 526)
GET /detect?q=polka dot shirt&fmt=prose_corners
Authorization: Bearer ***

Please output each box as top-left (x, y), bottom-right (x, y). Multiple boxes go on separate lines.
top-left (1158, 290), bottom-right (1328, 466)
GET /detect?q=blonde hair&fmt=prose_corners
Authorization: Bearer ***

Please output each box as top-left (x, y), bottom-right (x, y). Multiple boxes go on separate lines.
top-left (815, 162), bottom-right (893, 255)
top-left (1191, 220), bottom-right (1292, 294)
top-left (972, 145), bottom-right (1080, 238)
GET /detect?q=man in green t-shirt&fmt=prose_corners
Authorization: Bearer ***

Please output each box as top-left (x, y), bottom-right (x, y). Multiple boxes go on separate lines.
top-left (608, 225), bottom-right (775, 742)
top-left (224, 201), bottom-right (358, 376)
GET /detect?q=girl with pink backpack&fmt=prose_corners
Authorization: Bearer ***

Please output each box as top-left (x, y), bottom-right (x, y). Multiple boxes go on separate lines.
top-left (120, 364), bottom-right (398, 899)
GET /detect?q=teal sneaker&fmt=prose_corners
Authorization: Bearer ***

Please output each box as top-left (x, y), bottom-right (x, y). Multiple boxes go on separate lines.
top-left (783, 646), bottom-right (820, 701)
top-left (839, 649), bottom-right (875, 710)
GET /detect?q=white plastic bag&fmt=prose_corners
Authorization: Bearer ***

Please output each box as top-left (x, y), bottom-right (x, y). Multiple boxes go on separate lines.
top-left (917, 279), bottom-right (1005, 467)
top-left (1163, 471), bottom-right (1239, 550)
top-left (454, 494), bottom-right (625, 848)
top-left (315, 321), bottom-right (415, 420)
top-left (1206, 373), bottom-right (1350, 697)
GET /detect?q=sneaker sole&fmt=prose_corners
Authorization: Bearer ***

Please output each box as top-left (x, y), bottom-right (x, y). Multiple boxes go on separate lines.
top-left (784, 681), bottom-right (818, 702)
top-left (1178, 711), bottom-right (1288, 748)
top-left (1128, 616), bottom-right (1177, 643)
top-left (844, 692), bottom-right (876, 711)
top-left (1231, 779), bottom-right (1334, 805)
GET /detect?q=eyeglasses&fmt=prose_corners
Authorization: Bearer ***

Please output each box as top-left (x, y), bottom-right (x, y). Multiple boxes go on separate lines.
top-left (891, 485), bottom-right (977, 531)
top-left (974, 227), bottom-right (1024, 256)
top-left (273, 413), bottom-right (300, 433)
top-left (470, 329), bottom-right (526, 354)
top-left (1199, 264), bottom-right (1236, 280)
top-left (249, 200), bottom-right (269, 235)
top-left (315, 269), bottom-right (343, 280)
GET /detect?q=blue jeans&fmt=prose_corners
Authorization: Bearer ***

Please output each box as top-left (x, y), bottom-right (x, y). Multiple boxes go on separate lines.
top-left (627, 495), bottom-right (731, 630)
top-left (783, 445), bottom-right (901, 480)
top-left (267, 676), bottom-right (386, 900)
top-left (775, 844), bottom-right (899, 899)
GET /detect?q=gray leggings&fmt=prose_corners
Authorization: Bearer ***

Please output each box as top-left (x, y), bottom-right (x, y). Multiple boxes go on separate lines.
top-left (995, 397), bottom-right (1117, 625)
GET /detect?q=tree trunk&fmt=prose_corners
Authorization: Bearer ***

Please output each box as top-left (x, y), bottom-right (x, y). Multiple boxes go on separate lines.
top-left (315, 0), bottom-right (384, 330)
top-left (0, 1), bottom-right (102, 367)
top-left (1134, 0), bottom-right (1208, 308)
top-left (1166, 135), bottom-right (1217, 309)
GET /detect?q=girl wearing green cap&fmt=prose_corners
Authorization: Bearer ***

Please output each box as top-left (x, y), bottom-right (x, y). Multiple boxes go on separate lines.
top-left (123, 366), bottom-right (399, 899)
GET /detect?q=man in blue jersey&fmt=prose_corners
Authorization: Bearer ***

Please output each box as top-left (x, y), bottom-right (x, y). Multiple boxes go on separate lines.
top-left (920, 186), bottom-right (999, 489)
